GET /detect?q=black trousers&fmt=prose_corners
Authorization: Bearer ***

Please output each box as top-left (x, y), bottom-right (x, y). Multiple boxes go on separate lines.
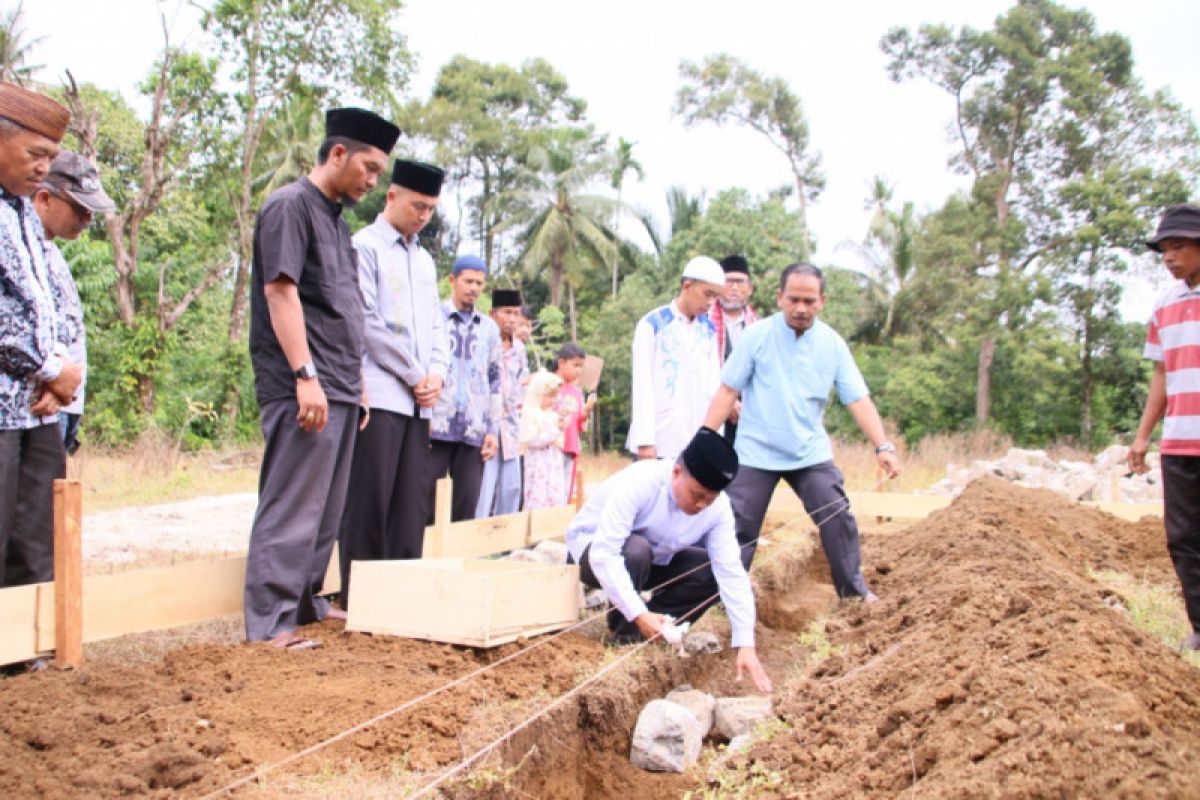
top-left (1163, 455), bottom-right (1200, 633)
top-left (0, 423), bottom-right (64, 586)
top-left (726, 460), bottom-right (870, 598)
top-left (577, 535), bottom-right (721, 639)
top-left (338, 410), bottom-right (430, 609)
top-left (427, 439), bottom-right (484, 523)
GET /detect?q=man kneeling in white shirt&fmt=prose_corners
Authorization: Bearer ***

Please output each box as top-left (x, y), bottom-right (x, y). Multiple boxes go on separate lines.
top-left (565, 427), bottom-right (772, 693)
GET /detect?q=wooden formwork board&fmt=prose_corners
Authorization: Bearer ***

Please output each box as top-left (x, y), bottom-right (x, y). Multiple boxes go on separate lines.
top-left (529, 505), bottom-right (576, 545)
top-left (346, 558), bottom-right (581, 647)
top-left (422, 511), bottom-right (529, 559)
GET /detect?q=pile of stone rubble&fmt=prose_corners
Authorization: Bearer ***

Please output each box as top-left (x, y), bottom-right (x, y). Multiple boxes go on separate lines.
top-left (923, 445), bottom-right (1161, 504)
top-left (630, 638), bottom-right (774, 773)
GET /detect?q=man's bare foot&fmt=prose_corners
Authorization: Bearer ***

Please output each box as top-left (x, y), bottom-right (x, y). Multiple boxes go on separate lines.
top-left (325, 607), bottom-right (348, 621)
top-left (267, 632), bottom-right (322, 650)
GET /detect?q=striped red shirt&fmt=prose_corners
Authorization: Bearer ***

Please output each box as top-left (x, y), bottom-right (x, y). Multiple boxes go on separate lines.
top-left (1145, 280), bottom-right (1200, 456)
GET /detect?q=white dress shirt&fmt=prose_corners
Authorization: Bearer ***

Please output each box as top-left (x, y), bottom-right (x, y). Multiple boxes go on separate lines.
top-left (626, 300), bottom-right (722, 459)
top-left (565, 459), bottom-right (756, 648)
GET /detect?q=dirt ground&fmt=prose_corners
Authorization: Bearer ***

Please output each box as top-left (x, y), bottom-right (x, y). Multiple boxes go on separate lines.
top-left (1, 478), bottom-right (1197, 798)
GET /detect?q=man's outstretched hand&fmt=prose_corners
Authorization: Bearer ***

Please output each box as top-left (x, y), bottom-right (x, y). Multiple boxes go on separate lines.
top-left (736, 646), bottom-right (773, 694)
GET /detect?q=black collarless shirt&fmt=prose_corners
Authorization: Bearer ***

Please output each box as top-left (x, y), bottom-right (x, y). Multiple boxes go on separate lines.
top-left (249, 177), bottom-right (365, 406)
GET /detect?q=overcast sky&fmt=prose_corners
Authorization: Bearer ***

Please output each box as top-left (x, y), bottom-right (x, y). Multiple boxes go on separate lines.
top-left (20, 0), bottom-right (1200, 319)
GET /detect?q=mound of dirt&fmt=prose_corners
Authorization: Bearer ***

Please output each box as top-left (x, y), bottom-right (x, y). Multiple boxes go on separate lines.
top-left (1, 479), bottom-right (1195, 798)
top-left (732, 478), bottom-right (1200, 797)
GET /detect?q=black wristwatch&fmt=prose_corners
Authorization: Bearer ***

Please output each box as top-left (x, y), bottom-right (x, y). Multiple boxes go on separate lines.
top-left (293, 362), bottom-right (318, 380)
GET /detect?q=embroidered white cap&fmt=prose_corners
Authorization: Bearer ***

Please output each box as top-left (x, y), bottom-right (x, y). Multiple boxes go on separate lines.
top-left (680, 256), bottom-right (726, 287)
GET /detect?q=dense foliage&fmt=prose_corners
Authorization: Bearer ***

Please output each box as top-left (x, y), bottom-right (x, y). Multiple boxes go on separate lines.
top-left (5, 0), bottom-right (1197, 451)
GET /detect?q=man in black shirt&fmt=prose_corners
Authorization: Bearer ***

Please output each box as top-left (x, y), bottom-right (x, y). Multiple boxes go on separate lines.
top-left (244, 107), bottom-right (399, 648)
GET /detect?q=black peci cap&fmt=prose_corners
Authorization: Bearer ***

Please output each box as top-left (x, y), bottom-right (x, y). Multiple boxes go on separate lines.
top-left (720, 254), bottom-right (750, 275)
top-left (324, 107), bottom-right (401, 153)
top-left (491, 289), bottom-right (522, 308)
top-left (391, 159), bottom-right (445, 197)
top-left (681, 427), bottom-right (739, 492)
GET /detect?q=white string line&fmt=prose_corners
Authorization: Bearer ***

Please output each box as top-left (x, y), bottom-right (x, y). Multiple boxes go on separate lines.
top-left (201, 474), bottom-right (889, 797)
top-left (402, 479), bottom-right (886, 799)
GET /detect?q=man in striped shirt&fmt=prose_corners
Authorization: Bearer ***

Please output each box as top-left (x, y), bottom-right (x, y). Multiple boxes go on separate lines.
top-left (1129, 203), bottom-right (1200, 652)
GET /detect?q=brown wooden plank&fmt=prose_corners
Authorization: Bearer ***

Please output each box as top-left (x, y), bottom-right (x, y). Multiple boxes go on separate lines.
top-left (421, 512), bottom-right (528, 560)
top-left (0, 583), bottom-right (44, 665)
top-left (53, 479), bottom-right (83, 667)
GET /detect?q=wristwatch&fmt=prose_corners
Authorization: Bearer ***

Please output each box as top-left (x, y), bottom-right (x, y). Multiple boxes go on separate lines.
top-left (292, 362), bottom-right (318, 380)
top-left (875, 441), bottom-right (896, 454)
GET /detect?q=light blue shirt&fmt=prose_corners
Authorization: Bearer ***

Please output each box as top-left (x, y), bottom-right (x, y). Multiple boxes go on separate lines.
top-left (353, 216), bottom-right (448, 418)
top-left (564, 459), bottom-right (756, 648)
top-left (721, 313), bottom-right (869, 472)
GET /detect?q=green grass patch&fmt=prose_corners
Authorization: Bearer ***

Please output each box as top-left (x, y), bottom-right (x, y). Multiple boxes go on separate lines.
top-left (1092, 569), bottom-right (1200, 669)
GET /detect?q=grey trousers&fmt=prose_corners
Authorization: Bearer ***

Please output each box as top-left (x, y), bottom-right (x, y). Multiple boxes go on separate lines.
top-left (0, 423), bottom-right (64, 587)
top-left (576, 535), bottom-right (722, 640)
top-left (476, 452), bottom-right (522, 518)
top-left (726, 460), bottom-right (871, 598)
top-left (338, 409), bottom-right (430, 609)
top-left (244, 400), bottom-right (357, 641)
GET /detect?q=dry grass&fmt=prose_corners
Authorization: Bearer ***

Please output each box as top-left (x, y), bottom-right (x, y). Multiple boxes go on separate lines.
top-left (70, 432), bottom-right (260, 512)
top-left (82, 614), bottom-right (244, 665)
top-left (833, 428), bottom-right (1014, 492)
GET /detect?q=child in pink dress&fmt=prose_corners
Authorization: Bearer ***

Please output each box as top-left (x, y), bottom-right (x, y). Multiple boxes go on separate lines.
top-left (520, 370), bottom-right (567, 509)
top-left (555, 344), bottom-right (596, 503)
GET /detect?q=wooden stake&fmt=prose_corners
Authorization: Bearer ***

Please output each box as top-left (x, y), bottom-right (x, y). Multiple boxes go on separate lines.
top-left (422, 477), bottom-right (453, 558)
top-left (53, 479), bottom-right (83, 668)
top-left (574, 469), bottom-right (586, 511)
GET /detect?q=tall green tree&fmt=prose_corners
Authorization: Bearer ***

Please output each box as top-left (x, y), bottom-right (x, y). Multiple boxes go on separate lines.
top-left (838, 177), bottom-right (918, 342)
top-left (63, 35), bottom-right (227, 414)
top-left (674, 53), bottom-right (823, 258)
top-left (404, 56), bottom-right (587, 270)
top-left (0, 0), bottom-right (40, 85)
top-left (881, 0), bottom-right (1196, 428)
top-left (607, 136), bottom-right (644, 297)
top-left (202, 0), bottom-right (413, 422)
top-left (501, 127), bottom-right (640, 340)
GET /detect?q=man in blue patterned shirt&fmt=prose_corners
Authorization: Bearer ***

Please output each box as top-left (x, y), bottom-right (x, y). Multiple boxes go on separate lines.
top-left (0, 83), bottom-right (82, 587)
top-left (428, 255), bottom-right (502, 521)
top-left (475, 287), bottom-right (528, 518)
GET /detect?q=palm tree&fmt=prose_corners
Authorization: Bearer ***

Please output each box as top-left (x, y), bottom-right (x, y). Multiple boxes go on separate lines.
top-left (0, 1), bottom-right (42, 86)
top-left (838, 177), bottom-right (917, 340)
top-left (498, 128), bottom-right (642, 340)
top-left (608, 137), bottom-right (644, 297)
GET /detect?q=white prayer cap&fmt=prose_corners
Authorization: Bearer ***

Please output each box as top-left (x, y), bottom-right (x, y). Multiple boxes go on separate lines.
top-left (680, 256), bottom-right (725, 286)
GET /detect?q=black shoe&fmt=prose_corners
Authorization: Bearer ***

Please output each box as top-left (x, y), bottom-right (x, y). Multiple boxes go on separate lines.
top-left (603, 627), bottom-right (645, 647)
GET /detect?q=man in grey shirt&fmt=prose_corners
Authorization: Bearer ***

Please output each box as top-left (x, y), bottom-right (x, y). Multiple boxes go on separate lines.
top-left (244, 107), bottom-right (399, 648)
top-left (338, 159), bottom-right (447, 608)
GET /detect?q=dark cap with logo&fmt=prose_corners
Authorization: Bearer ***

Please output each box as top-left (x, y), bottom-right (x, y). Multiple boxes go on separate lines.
top-left (324, 107), bottom-right (401, 154)
top-left (681, 427), bottom-right (739, 492)
top-left (392, 159), bottom-right (445, 197)
top-left (43, 151), bottom-right (115, 213)
top-left (1147, 204), bottom-right (1200, 252)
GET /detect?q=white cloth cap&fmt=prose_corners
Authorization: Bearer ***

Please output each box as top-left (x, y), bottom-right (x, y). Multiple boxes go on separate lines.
top-left (680, 256), bottom-right (725, 286)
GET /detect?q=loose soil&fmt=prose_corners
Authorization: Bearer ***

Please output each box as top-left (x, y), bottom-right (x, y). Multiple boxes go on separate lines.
top-left (1, 478), bottom-right (1197, 798)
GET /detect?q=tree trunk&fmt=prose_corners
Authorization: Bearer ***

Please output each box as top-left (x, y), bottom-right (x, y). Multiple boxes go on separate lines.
top-left (975, 337), bottom-right (996, 425)
top-left (137, 372), bottom-right (156, 415)
top-left (549, 253), bottom-right (563, 307)
top-left (568, 283), bottom-right (578, 342)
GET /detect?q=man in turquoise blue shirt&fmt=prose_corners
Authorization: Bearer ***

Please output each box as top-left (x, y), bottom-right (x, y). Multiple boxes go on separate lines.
top-left (704, 263), bottom-right (900, 599)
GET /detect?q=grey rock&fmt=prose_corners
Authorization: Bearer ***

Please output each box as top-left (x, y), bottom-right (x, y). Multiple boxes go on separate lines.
top-left (533, 539), bottom-right (569, 564)
top-left (502, 549), bottom-right (541, 563)
top-left (714, 696), bottom-right (774, 740)
top-left (583, 588), bottom-right (608, 609)
top-left (683, 631), bottom-right (723, 655)
top-left (664, 687), bottom-right (716, 734)
top-left (630, 699), bottom-right (704, 772)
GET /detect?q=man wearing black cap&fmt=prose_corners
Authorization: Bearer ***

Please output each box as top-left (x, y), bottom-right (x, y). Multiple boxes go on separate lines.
top-left (244, 107), bottom-right (399, 647)
top-left (0, 82), bottom-right (83, 589)
top-left (1129, 203), bottom-right (1200, 653)
top-left (475, 287), bottom-right (528, 518)
top-left (33, 151), bottom-right (117, 454)
top-left (713, 254), bottom-right (760, 446)
top-left (336, 159), bottom-right (448, 608)
top-left (564, 427), bottom-right (772, 692)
